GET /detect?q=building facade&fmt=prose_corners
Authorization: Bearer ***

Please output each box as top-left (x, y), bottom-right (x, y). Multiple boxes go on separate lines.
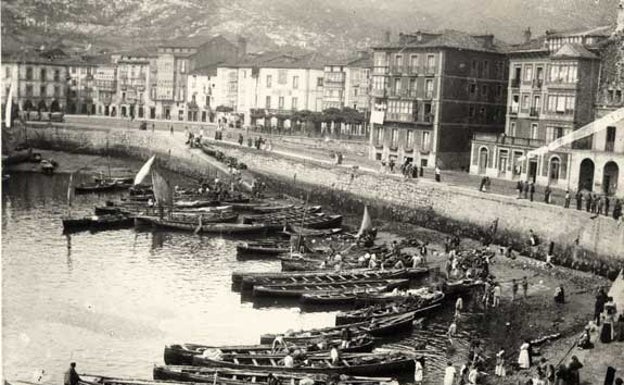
top-left (93, 62), bottom-right (117, 117)
top-left (469, 22), bottom-right (624, 196)
top-left (186, 65), bottom-right (218, 123)
top-left (369, 31), bottom-right (508, 169)
top-left (66, 61), bottom-right (97, 115)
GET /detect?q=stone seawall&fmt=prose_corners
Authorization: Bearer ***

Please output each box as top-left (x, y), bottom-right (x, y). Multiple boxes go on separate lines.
top-left (23, 124), bottom-right (624, 263)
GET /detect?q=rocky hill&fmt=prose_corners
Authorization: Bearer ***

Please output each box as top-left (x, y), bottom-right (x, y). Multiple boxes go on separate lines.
top-left (1, 0), bottom-right (618, 56)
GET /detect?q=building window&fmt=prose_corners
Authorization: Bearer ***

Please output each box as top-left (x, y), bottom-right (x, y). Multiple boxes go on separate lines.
top-left (391, 128), bottom-right (398, 148)
top-left (54, 70), bottom-right (60, 82)
top-left (470, 84), bottom-right (476, 95)
top-left (278, 70), bottom-right (287, 84)
top-left (278, 96), bottom-right (284, 109)
top-left (422, 131), bottom-right (431, 149)
top-left (71, 67), bottom-right (76, 74)
top-left (26, 84), bottom-right (33, 96)
top-left (606, 126), bottom-right (616, 152)
top-left (394, 78), bottom-right (401, 94)
top-left (317, 78), bottom-right (324, 87)
top-left (40, 68), bottom-right (47, 82)
top-left (26, 67), bottom-right (33, 80)
top-left (376, 127), bottom-right (383, 144)
top-left (425, 79), bottom-right (433, 98)
top-left (40, 85), bottom-right (46, 97)
top-left (482, 61), bottom-right (489, 77)
top-left (469, 105), bottom-right (475, 117)
top-left (54, 86), bottom-right (60, 97)
top-left (548, 126), bottom-right (564, 142)
top-left (5, 67), bottom-right (9, 78)
top-left (266, 75), bottom-right (272, 88)
top-left (293, 76), bottom-right (299, 89)
top-left (292, 97), bottom-right (298, 110)
top-left (406, 130), bottom-right (414, 148)
top-left (265, 96), bottom-right (271, 109)
top-left (426, 55), bottom-right (435, 71)
top-left (549, 157), bottom-right (561, 181)
top-left (409, 55), bottom-right (418, 71)
top-left (522, 94), bottom-right (530, 109)
top-left (524, 65), bottom-right (533, 81)
top-left (509, 121), bottom-right (516, 136)
top-left (531, 123), bottom-right (538, 139)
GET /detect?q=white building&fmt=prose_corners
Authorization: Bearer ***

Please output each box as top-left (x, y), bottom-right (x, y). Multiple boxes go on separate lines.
top-left (186, 65), bottom-right (218, 122)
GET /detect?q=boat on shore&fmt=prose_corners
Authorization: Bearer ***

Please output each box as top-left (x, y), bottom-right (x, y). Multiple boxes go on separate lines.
top-left (153, 365), bottom-right (398, 385)
top-left (191, 351), bottom-right (415, 377)
top-left (74, 180), bottom-right (133, 194)
top-left (335, 294), bottom-right (445, 325)
top-left (135, 215), bottom-right (269, 235)
top-left (164, 337), bottom-right (375, 365)
top-left (354, 286), bottom-right (449, 306)
top-left (259, 313), bottom-right (420, 344)
top-left (283, 226), bottom-right (344, 237)
top-left (252, 278), bottom-right (410, 299)
top-left (236, 241), bottom-right (291, 257)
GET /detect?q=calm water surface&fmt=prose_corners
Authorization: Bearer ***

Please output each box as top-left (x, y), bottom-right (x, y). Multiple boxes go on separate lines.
top-left (2, 171), bottom-right (483, 385)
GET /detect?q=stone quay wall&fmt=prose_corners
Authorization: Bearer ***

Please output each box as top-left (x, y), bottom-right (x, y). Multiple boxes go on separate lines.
top-left (22, 124), bottom-right (624, 267)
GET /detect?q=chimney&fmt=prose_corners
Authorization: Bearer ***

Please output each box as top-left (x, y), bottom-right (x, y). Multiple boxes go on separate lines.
top-left (398, 32), bottom-right (406, 45)
top-left (524, 27), bottom-right (532, 43)
top-left (384, 30), bottom-right (391, 44)
top-left (617, 0), bottom-right (624, 33)
top-left (237, 36), bottom-right (247, 59)
top-left (416, 31), bottom-right (423, 42)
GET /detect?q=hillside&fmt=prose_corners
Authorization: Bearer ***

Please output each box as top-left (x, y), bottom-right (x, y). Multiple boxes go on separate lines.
top-left (0, 0), bottom-right (619, 55)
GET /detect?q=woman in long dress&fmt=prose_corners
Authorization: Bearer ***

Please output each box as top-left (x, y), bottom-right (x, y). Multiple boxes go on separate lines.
top-left (517, 340), bottom-right (531, 369)
top-left (413, 357), bottom-right (424, 384)
top-left (443, 362), bottom-right (456, 385)
top-left (495, 349), bottom-right (506, 377)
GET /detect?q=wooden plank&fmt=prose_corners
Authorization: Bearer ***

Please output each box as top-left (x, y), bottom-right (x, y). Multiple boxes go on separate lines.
top-left (252, 358), bottom-right (259, 366)
top-left (342, 359), bottom-right (351, 367)
top-left (269, 359), bottom-right (277, 367)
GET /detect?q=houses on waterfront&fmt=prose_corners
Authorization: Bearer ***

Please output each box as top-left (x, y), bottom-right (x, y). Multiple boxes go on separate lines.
top-left (1, 2), bottom-right (623, 195)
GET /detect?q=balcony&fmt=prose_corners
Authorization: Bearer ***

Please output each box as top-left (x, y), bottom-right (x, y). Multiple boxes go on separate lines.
top-left (510, 79), bottom-right (520, 88)
top-left (424, 67), bottom-right (436, 75)
top-left (423, 92), bottom-right (434, 99)
top-left (389, 66), bottom-right (404, 75)
top-left (408, 66), bottom-right (420, 75)
top-left (529, 108), bottom-right (540, 117)
top-left (385, 112), bottom-right (416, 123)
top-left (408, 90), bottom-right (418, 98)
top-left (473, 132), bottom-right (546, 148)
top-left (371, 89), bottom-right (387, 98)
top-left (508, 106), bottom-right (519, 115)
top-left (373, 66), bottom-right (389, 75)
top-left (532, 79), bottom-right (543, 89)
top-left (417, 113), bottom-right (434, 124)
top-left (324, 75), bottom-right (345, 84)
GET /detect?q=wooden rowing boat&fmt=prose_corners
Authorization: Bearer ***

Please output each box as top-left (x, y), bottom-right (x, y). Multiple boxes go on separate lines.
top-left (164, 337), bottom-right (375, 365)
top-left (62, 214), bottom-right (134, 233)
top-left (167, 211), bottom-right (239, 224)
top-left (241, 206), bottom-right (323, 221)
top-left (284, 226), bottom-right (344, 237)
top-left (245, 213), bottom-right (343, 231)
top-left (259, 313), bottom-right (420, 344)
top-left (152, 365), bottom-right (398, 385)
top-left (74, 181), bottom-right (132, 194)
top-left (354, 287), bottom-right (447, 306)
top-left (191, 352), bottom-right (415, 377)
top-left (335, 293), bottom-right (445, 325)
top-left (253, 279), bottom-right (410, 299)
top-left (236, 242), bottom-right (291, 257)
top-left (442, 279), bottom-right (484, 297)
top-left (135, 215), bottom-right (269, 235)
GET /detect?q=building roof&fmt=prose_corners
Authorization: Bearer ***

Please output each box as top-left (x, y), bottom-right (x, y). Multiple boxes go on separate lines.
top-left (190, 62), bottom-right (221, 77)
top-left (159, 34), bottom-right (234, 50)
top-left (1, 48), bottom-right (96, 66)
top-left (325, 51), bottom-right (372, 68)
top-left (374, 30), bottom-right (508, 54)
top-left (508, 36), bottom-right (549, 53)
top-left (551, 43), bottom-right (598, 59)
top-left (222, 50), bottom-right (329, 70)
top-left (113, 46), bottom-right (159, 58)
top-left (547, 24), bottom-right (613, 38)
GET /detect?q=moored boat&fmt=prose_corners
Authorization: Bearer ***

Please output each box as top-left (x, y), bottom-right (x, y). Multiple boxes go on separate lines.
top-left (135, 215), bottom-right (269, 235)
top-left (75, 180), bottom-right (132, 194)
top-left (284, 226), bottom-right (343, 237)
top-left (191, 351), bottom-right (415, 377)
top-left (62, 213), bottom-right (134, 233)
top-left (259, 313), bottom-right (420, 344)
top-left (153, 365), bottom-right (398, 385)
top-left (164, 336), bottom-right (375, 365)
top-left (354, 287), bottom-right (447, 306)
top-left (335, 294), bottom-right (445, 325)
top-left (253, 279), bottom-right (410, 299)
top-left (236, 242), bottom-right (290, 257)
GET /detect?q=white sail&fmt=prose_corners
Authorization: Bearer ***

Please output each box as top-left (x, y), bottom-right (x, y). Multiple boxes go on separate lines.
top-left (151, 169), bottom-right (173, 208)
top-left (5, 83), bottom-right (13, 128)
top-left (356, 205), bottom-right (372, 237)
top-left (134, 155), bottom-right (155, 185)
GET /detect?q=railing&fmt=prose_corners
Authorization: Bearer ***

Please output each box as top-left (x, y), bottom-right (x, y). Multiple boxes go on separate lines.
top-left (424, 66), bottom-right (436, 75)
top-left (473, 132), bottom-right (546, 147)
top-left (385, 112), bottom-right (416, 122)
top-left (605, 142), bottom-right (615, 152)
top-left (532, 79), bottom-right (543, 89)
top-left (408, 90), bottom-right (418, 98)
top-left (371, 89), bottom-right (387, 98)
top-left (509, 106), bottom-right (519, 115)
top-left (373, 66), bottom-right (389, 75)
top-left (424, 91), bottom-right (434, 99)
top-left (529, 108), bottom-right (540, 117)
top-left (324, 76), bottom-right (345, 84)
top-left (389, 66), bottom-right (404, 74)
top-left (510, 79), bottom-right (520, 88)
top-left (408, 66), bottom-right (420, 74)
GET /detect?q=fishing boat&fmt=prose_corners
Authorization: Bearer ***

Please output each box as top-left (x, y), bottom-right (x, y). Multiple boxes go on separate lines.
top-left (167, 211), bottom-right (239, 224)
top-left (442, 278), bottom-right (484, 297)
top-left (354, 287), bottom-right (447, 306)
top-left (259, 313), bottom-right (420, 344)
top-left (335, 294), bottom-right (445, 325)
top-left (191, 351), bottom-right (415, 377)
top-left (236, 241), bottom-right (291, 257)
top-left (283, 226), bottom-right (343, 237)
top-left (241, 206), bottom-right (323, 222)
top-left (164, 337), bottom-right (375, 365)
top-left (93, 176), bottom-right (135, 184)
top-left (238, 269), bottom-right (420, 291)
top-left (252, 278), bottom-right (410, 299)
top-left (135, 215), bottom-right (269, 235)
top-left (62, 213), bottom-right (134, 233)
top-left (74, 180), bottom-right (133, 194)
top-left (152, 365), bottom-right (398, 385)
top-left (251, 204), bottom-right (296, 213)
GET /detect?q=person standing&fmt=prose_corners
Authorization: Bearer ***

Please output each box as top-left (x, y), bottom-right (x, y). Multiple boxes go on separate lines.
top-left (435, 166), bottom-right (441, 182)
top-left (529, 182), bottom-right (535, 202)
top-left (586, 192), bottom-right (592, 212)
top-left (544, 185), bottom-right (551, 204)
top-left (554, 285), bottom-right (565, 304)
top-left (564, 190), bottom-right (570, 208)
top-left (413, 357), bottom-right (424, 385)
top-left (523, 181), bottom-right (529, 199)
top-left (614, 199), bottom-right (623, 220)
top-left (512, 279), bottom-right (518, 301)
top-left (443, 362), bottom-right (456, 385)
top-left (575, 190), bottom-right (582, 210)
top-left (522, 276), bottom-right (529, 299)
top-left (567, 356), bottom-right (583, 385)
top-left (517, 340), bottom-right (531, 369)
top-left (516, 180), bottom-right (523, 198)
top-left (605, 196), bottom-right (610, 216)
top-left (492, 282), bottom-right (501, 307)
top-left (64, 363), bottom-right (81, 385)
top-left (495, 349), bottom-right (506, 377)
top-left (170, 125), bottom-right (174, 135)
top-left (595, 288), bottom-right (607, 326)
top-left (597, 196), bottom-right (604, 216)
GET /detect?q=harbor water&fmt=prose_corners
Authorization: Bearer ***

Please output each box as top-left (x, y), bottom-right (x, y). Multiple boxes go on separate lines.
top-left (2, 171), bottom-right (487, 385)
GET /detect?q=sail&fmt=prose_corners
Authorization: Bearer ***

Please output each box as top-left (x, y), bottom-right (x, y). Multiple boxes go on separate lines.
top-left (67, 173), bottom-right (75, 206)
top-left (608, 269), bottom-right (624, 316)
top-left (134, 155), bottom-right (156, 185)
top-left (4, 83), bottom-right (13, 128)
top-left (151, 170), bottom-right (173, 208)
top-left (356, 205), bottom-right (372, 237)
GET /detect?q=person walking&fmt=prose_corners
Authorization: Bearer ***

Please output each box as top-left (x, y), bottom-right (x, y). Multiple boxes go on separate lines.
top-left (529, 182), bottom-right (535, 202)
top-left (492, 282), bottom-right (501, 307)
top-left (597, 196), bottom-right (604, 216)
top-left (435, 166), bottom-right (441, 182)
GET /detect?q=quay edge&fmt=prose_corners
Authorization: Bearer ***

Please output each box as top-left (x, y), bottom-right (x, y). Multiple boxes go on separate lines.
top-left (17, 124), bottom-right (624, 273)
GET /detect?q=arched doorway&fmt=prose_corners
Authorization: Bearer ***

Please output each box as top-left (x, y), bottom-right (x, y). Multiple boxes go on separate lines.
top-left (37, 100), bottom-right (47, 111)
top-left (23, 100), bottom-right (34, 111)
top-left (121, 106), bottom-right (127, 117)
top-left (50, 99), bottom-right (60, 112)
top-left (578, 158), bottom-right (594, 192)
top-left (548, 156), bottom-right (561, 183)
top-left (478, 147), bottom-right (488, 174)
top-left (603, 161), bottom-right (619, 196)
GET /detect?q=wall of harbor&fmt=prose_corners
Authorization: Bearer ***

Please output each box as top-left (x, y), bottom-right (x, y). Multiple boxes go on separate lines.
top-left (21, 123), bottom-right (624, 267)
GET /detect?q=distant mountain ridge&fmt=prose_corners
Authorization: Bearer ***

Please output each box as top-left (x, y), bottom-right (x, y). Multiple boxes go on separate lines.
top-left (1, 0), bottom-right (618, 56)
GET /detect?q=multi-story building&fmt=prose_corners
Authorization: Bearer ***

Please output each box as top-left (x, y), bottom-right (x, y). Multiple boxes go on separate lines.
top-left (323, 52), bottom-right (372, 111)
top-left (369, 31), bottom-right (508, 169)
top-left (92, 58), bottom-right (117, 117)
top-left (66, 60), bottom-right (97, 115)
top-left (469, 25), bottom-right (612, 191)
top-left (186, 64), bottom-right (218, 123)
top-left (1, 49), bottom-right (69, 113)
top-left (114, 50), bottom-right (157, 119)
top-left (154, 35), bottom-right (242, 121)
top-left (214, 52), bottom-right (327, 128)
